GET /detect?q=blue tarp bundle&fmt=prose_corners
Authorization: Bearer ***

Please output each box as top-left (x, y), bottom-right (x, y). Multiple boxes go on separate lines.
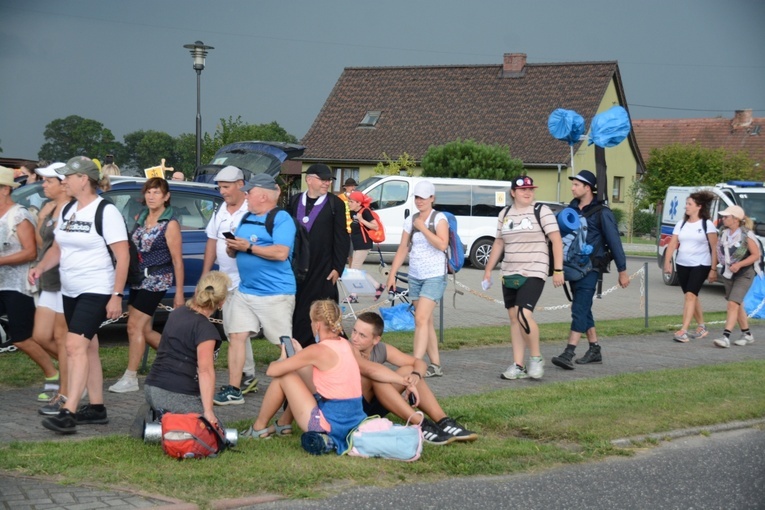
top-left (547, 109), bottom-right (585, 145)
top-left (588, 106), bottom-right (631, 148)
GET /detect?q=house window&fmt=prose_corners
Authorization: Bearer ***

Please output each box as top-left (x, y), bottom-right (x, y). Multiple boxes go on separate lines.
top-left (359, 111), bottom-right (381, 127)
top-left (612, 176), bottom-right (623, 203)
top-left (334, 167), bottom-right (359, 193)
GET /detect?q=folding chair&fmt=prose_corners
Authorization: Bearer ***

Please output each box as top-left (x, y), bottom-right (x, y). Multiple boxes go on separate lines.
top-left (339, 268), bottom-right (379, 319)
top-left (388, 271), bottom-right (410, 306)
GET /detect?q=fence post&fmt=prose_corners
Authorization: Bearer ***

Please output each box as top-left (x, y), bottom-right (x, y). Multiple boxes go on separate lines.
top-left (644, 262), bottom-right (649, 328)
top-left (439, 293), bottom-right (444, 343)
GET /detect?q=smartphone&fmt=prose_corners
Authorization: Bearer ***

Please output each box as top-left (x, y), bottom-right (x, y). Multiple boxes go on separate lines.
top-left (222, 231), bottom-right (236, 240)
top-left (280, 336), bottom-right (295, 358)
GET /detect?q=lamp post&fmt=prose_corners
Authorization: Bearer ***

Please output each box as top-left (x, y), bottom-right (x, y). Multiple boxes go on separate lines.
top-left (183, 40), bottom-right (214, 169)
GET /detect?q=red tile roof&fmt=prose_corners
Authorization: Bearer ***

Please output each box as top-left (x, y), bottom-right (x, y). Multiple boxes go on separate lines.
top-left (633, 112), bottom-right (765, 165)
top-left (301, 59), bottom-right (640, 167)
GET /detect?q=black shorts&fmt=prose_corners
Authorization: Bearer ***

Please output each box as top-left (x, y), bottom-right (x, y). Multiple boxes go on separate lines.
top-left (677, 264), bottom-right (711, 296)
top-left (128, 289), bottom-right (167, 316)
top-left (362, 396), bottom-right (389, 418)
top-left (63, 293), bottom-right (111, 340)
top-left (501, 277), bottom-right (546, 311)
top-left (0, 290), bottom-right (35, 343)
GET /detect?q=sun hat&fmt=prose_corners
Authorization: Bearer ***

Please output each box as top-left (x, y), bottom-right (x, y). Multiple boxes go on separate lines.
top-left (568, 169), bottom-right (597, 188)
top-left (0, 166), bottom-right (20, 188)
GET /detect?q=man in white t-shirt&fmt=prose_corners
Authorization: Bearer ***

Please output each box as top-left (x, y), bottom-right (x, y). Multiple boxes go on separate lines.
top-left (201, 165), bottom-right (258, 398)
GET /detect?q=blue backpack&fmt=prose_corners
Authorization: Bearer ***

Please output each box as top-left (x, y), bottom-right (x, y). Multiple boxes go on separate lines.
top-left (558, 205), bottom-right (603, 282)
top-left (413, 210), bottom-right (465, 273)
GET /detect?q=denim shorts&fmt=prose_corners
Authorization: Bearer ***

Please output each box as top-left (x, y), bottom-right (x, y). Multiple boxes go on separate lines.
top-left (407, 275), bottom-right (447, 302)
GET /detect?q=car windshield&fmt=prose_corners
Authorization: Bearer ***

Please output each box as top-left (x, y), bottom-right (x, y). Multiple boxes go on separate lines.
top-left (736, 194), bottom-right (765, 226)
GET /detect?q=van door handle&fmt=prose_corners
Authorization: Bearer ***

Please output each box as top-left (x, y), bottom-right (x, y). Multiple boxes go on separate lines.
top-left (404, 209), bottom-right (410, 219)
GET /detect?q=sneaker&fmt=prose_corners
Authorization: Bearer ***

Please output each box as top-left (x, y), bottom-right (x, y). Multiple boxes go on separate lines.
top-left (75, 404), bottom-right (109, 425)
top-left (713, 336), bottom-right (731, 348)
top-left (673, 330), bottom-right (689, 343)
top-left (575, 344), bottom-right (602, 365)
top-left (689, 326), bottom-right (709, 339)
top-left (527, 356), bottom-right (544, 379)
top-left (501, 364), bottom-right (528, 380)
top-left (420, 418), bottom-right (454, 445)
top-left (733, 333), bottom-right (755, 346)
top-left (39, 394), bottom-right (67, 416)
top-left (300, 431), bottom-right (335, 455)
top-left (37, 372), bottom-right (60, 402)
top-left (108, 375), bottom-right (139, 393)
top-left (342, 294), bottom-right (359, 304)
top-left (213, 385), bottom-right (244, 405)
top-left (551, 350), bottom-right (575, 370)
top-left (437, 416), bottom-right (478, 442)
top-left (42, 409), bottom-right (77, 434)
top-left (241, 373), bottom-right (258, 394)
top-left (424, 363), bottom-right (443, 378)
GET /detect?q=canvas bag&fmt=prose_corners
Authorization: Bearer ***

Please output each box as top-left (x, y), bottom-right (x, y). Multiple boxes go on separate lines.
top-left (359, 206), bottom-right (386, 244)
top-left (161, 413), bottom-right (228, 459)
top-left (345, 413), bottom-right (423, 462)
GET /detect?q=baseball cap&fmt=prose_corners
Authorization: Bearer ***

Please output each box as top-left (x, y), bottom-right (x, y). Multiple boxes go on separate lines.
top-left (214, 165), bottom-right (244, 182)
top-left (511, 176), bottom-right (537, 190)
top-left (36, 162), bottom-right (66, 180)
top-left (241, 173), bottom-right (279, 192)
top-left (413, 180), bottom-right (435, 198)
top-left (56, 156), bottom-right (101, 181)
top-left (304, 163), bottom-right (335, 180)
top-left (568, 170), bottom-right (597, 188)
top-left (719, 205), bottom-right (745, 220)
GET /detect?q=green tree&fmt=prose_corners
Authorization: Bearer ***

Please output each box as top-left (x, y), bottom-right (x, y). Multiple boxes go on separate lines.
top-left (38, 115), bottom-right (121, 162)
top-left (174, 133), bottom-right (197, 177)
top-left (421, 139), bottom-right (524, 180)
top-left (639, 143), bottom-right (757, 204)
top-left (373, 152), bottom-right (417, 176)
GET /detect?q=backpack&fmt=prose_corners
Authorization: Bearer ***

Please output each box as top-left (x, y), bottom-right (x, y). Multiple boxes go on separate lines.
top-left (359, 207), bottom-right (386, 244)
top-left (559, 205), bottom-right (603, 282)
top-left (62, 199), bottom-right (145, 287)
top-left (241, 208), bottom-right (310, 284)
top-left (412, 210), bottom-right (465, 273)
top-left (160, 413), bottom-right (229, 459)
top-left (345, 414), bottom-right (423, 462)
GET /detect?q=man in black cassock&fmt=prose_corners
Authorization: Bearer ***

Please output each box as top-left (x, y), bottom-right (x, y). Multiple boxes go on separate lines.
top-left (290, 164), bottom-right (350, 347)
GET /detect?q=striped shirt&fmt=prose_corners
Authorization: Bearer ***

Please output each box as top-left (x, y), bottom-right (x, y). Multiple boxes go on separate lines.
top-left (496, 203), bottom-right (559, 279)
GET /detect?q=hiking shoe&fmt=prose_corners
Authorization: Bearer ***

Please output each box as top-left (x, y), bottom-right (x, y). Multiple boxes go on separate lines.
top-left (733, 333), bottom-right (755, 346)
top-left (437, 416), bottom-right (478, 442)
top-left (213, 385), bottom-right (244, 405)
top-left (689, 326), bottom-right (709, 339)
top-left (575, 344), bottom-right (602, 365)
top-left (673, 330), bottom-right (689, 343)
top-left (301, 431), bottom-right (335, 455)
top-left (713, 336), bottom-right (731, 348)
top-left (108, 375), bottom-right (139, 393)
top-left (39, 394), bottom-right (67, 416)
top-left (501, 364), bottom-right (528, 380)
top-left (420, 418), bottom-right (453, 445)
top-left (527, 356), bottom-right (544, 379)
top-left (75, 404), bottom-right (109, 425)
top-left (42, 409), bottom-right (77, 434)
top-left (551, 350), bottom-right (575, 370)
top-left (424, 363), bottom-right (443, 378)
top-left (241, 373), bottom-right (258, 394)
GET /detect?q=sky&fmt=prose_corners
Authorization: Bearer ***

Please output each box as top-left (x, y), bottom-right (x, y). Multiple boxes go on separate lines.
top-left (1, 0), bottom-right (764, 160)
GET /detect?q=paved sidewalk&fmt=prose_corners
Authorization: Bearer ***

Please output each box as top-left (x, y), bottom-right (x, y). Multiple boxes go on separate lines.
top-left (2, 328), bottom-right (764, 508)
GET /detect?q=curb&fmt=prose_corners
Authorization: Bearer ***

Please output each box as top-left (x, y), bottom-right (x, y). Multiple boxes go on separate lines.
top-left (611, 417), bottom-right (765, 447)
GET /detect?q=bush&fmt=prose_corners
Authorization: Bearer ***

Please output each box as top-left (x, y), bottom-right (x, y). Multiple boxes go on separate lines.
top-left (611, 208), bottom-right (625, 231)
top-left (632, 211), bottom-right (656, 237)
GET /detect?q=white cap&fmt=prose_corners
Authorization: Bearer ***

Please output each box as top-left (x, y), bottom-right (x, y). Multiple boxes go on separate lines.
top-left (36, 162), bottom-right (66, 180)
top-left (214, 165), bottom-right (244, 182)
top-left (413, 180), bottom-right (435, 198)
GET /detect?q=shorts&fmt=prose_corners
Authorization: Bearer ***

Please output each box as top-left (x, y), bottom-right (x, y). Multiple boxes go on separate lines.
top-left (407, 275), bottom-right (447, 302)
top-left (723, 265), bottom-right (755, 304)
top-left (307, 405), bottom-right (330, 433)
top-left (677, 264), bottom-right (710, 296)
top-left (362, 396), bottom-right (390, 417)
top-left (38, 290), bottom-right (64, 314)
top-left (223, 289), bottom-right (294, 345)
top-left (128, 289), bottom-right (167, 316)
top-left (501, 277), bottom-right (545, 311)
top-left (63, 293), bottom-right (111, 340)
top-left (0, 290), bottom-right (36, 342)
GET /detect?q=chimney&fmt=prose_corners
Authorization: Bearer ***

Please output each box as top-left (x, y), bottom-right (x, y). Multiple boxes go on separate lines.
top-left (501, 53), bottom-right (526, 78)
top-left (732, 109), bottom-right (753, 128)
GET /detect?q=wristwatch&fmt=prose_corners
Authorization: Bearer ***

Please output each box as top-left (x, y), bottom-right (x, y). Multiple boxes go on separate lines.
top-left (113, 292), bottom-right (124, 298)
top-left (246, 245), bottom-right (253, 255)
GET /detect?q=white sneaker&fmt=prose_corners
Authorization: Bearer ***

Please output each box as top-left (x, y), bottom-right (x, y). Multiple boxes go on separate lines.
top-left (108, 376), bottom-right (139, 393)
top-left (527, 356), bottom-right (544, 379)
top-left (733, 333), bottom-right (755, 346)
top-left (501, 364), bottom-right (528, 380)
top-left (713, 337), bottom-right (731, 348)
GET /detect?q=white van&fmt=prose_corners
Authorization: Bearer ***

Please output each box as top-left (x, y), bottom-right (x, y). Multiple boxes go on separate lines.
top-left (357, 175), bottom-right (564, 269)
top-left (659, 181), bottom-right (765, 285)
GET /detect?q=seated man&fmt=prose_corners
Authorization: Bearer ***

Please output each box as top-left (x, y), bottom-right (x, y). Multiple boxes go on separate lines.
top-left (350, 312), bottom-right (478, 445)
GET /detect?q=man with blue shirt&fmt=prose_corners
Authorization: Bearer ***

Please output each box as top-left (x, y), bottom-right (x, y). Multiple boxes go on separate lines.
top-left (213, 173), bottom-right (296, 405)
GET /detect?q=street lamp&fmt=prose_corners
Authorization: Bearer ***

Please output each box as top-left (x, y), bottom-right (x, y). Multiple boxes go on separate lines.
top-left (183, 40), bottom-right (214, 169)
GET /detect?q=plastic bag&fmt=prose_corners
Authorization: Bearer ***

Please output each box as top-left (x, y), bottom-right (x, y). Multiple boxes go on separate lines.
top-left (380, 303), bottom-right (415, 332)
top-left (744, 274), bottom-right (765, 319)
top-left (588, 105), bottom-right (631, 148)
top-left (548, 108), bottom-right (585, 145)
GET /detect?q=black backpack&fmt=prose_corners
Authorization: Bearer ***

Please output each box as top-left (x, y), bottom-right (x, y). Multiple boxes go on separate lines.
top-left (241, 208), bottom-right (310, 284)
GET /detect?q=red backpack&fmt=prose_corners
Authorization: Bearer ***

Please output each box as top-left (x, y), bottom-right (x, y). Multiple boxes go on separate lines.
top-left (161, 413), bottom-right (228, 459)
top-left (360, 207), bottom-right (386, 244)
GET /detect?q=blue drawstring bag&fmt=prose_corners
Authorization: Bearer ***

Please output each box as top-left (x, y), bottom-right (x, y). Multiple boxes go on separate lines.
top-left (588, 105), bottom-right (631, 148)
top-left (744, 274), bottom-right (765, 319)
top-left (380, 304), bottom-right (415, 332)
top-left (548, 109), bottom-right (585, 145)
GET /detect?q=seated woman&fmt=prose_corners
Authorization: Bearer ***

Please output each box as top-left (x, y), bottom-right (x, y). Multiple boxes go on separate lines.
top-left (242, 299), bottom-right (368, 455)
top-left (143, 271), bottom-right (230, 428)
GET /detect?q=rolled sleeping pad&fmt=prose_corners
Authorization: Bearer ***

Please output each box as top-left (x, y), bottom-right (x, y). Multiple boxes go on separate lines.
top-left (557, 207), bottom-right (580, 236)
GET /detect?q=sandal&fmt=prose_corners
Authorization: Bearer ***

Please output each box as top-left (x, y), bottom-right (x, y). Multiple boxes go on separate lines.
top-left (374, 284), bottom-right (385, 301)
top-left (240, 425), bottom-right (273, 439)
top-left (342, 294), bottom-right (359, 304)
top-left (272, 422), bottom-right (293, 436)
